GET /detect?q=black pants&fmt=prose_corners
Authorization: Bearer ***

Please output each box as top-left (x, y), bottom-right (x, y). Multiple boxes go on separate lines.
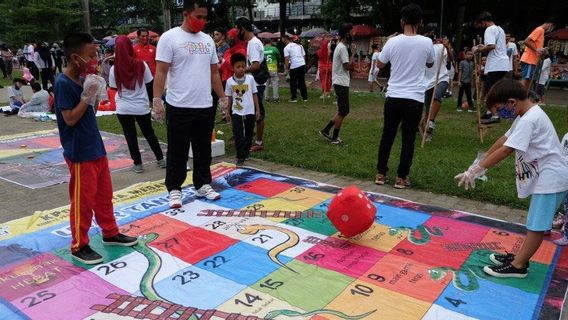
top-left (27, 61), bottom-right (39, 80)
top-left (145, 80), bottom-right (154, 102)
top-left (117, 113), bottom-right (163, 166)
top-left (165, 104), bottom-right (216, 192)
top-left (0, 59), bottom-right (6, 78)
top-left (40, 68), bottom-right (55, 90)
top-left (232, 114), bottom-right (255, 160)
top-left (376, 97), bottom-right (423, 179)
top-left (4, 59), bottom-right (12, 77)
top-left (289, 65), bottom-right (307, 101)
top-left (457, 83), bottom-right (474, 109)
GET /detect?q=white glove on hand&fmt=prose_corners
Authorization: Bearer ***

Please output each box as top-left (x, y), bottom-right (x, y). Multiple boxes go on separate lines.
top-left (455, 163), bottom-right (487, 190)
top-left (81, 74), bottom-right (107, 107)
top-left (152, 98), bottom-right (165, 123)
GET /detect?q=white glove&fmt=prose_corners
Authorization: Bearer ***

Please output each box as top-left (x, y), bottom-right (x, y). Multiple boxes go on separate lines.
top-left (81, 74), bottom-right (107, 106)
top-left (152, 98), bottom-right (165, 123)
top-left (455, 163), bottom-right (487, 190)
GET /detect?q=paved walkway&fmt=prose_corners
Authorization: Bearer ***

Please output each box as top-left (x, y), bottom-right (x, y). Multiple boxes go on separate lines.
top-left (0, 114), bottom-right (527, 225)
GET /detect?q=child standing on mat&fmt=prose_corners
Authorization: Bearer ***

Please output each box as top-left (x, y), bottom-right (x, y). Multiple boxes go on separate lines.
top-left (55, 32), bottom-right (138, 265)
top-left (456, 78), bottom-right (568, 278)
top-left (224, 53), bottom-right (260, 166)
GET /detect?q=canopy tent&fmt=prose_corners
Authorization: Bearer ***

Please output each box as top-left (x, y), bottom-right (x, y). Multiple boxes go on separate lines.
top-left (549, 28), bottom-right (568, 41)
top-left (257, 32), bottom-right (274, 39)
top-left (351, 24), bottom-right (379, 37)
top-left (271, 31), bottom-right (292, 39)
top-left (127, 30), bottom-right (159, 40)
top-left (299, 28), bottom-right (328, 38)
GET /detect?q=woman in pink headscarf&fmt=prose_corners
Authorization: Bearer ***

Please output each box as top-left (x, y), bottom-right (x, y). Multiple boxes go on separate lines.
top-left (317, 37), bottom-right (332, 98)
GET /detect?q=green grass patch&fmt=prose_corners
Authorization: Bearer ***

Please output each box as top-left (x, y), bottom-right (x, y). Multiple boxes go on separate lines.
top-left (97, 89), bottom-right (568, 209)
top-left (0, 69), bottom-right (23, 87)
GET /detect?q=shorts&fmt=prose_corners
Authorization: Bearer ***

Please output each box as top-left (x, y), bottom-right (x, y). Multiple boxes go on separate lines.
top-left (536, 84), bottom-right (545, 97)
top-left (483, 71), bottom-right (507, 95)
top-left (368, 68), bottom-right (379, 82)
top-left (520, 62), bottom-right (535, 80)
top-left (424, 81), bottom-right (448, 109)
top-left (334, 84), bottom-right (350, 117)
top-left (526, 192), bottom-right (567, 231)
top-left (256, 85), bottom-right (266, 122)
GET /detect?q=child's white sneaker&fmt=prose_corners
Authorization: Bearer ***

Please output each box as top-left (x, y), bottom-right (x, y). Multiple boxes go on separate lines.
top-left (554, 237), bottom-right (568, 246)
top-left (196, 184), bottom-right (221, 200)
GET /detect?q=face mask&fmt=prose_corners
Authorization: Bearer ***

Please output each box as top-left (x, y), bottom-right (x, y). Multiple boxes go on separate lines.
top-left (238, 30), bottom-right (245, 41)
top-left (187, 15), bottom-right (206, 33)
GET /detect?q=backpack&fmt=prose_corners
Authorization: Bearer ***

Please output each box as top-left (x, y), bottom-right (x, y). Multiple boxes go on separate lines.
top-left (252, 58), bottom-right (270, 84)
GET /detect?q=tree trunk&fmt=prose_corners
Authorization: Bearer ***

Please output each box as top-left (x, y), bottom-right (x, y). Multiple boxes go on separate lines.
top-left (80, 0), bottom-right (90, 33)
top-left (279, 0), bottom-right (286, 37)
top-left (248, 0), bottom-right (254, 22)
top-left (454, 0), bottom-right (466, 51)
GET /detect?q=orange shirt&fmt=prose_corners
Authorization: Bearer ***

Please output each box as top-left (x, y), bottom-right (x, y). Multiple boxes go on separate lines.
top-left (133, 43), bottom-right (157, 76)
top-left (520, 26), bottom-right (544, 65)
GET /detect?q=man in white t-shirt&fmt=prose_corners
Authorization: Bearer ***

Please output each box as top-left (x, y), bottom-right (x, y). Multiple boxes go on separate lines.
top-left (368, 44), bottom-right (381, 92)
top-left (423, 35), bottom-right (453, 142)
top-left (475, 11), bottom-right (509, 124)
top-left (537, 55), bottom-right (551, 103)
top-left (375, 3), bottom-right (434, 189)
top-left (235, 17), bottom-right (267, 153)
top-left (152, 0), bottom-right (228, 208)
top-left (505, 32), bottom-right (519, 77)
top-left (283, 35), bottom-right (307, 102)
top-left (319, 23), bottom-right (354, 146)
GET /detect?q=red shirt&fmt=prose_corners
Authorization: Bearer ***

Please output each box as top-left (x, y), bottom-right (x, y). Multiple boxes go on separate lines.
top-left (133, 43), bottom-right (157, 76)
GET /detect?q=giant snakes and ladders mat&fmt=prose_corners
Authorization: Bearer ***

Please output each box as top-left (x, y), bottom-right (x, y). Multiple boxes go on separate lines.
top-left (0, 163), bottom-right (567, 320)
top-left (0, 130), bottom-right (164, 189)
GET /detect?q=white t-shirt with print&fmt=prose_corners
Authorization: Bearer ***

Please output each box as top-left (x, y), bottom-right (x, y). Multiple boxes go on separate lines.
top-left (506, 42), bottom-right (518, 72)
top-left (284, 43), bottom-right (306, 69)
top-left (379, 34), bottom-right (435, 103)
top-left (246, 36), bottom-right (265, 86)
top-left (109, 63), bottom-right (153, 115)
top-left (484, 25), bottom-right (509, 73)
top-left (423, 43), bottom-right (449, 90)
top-left (224, 74), bottom-right (258, 116)
top-left (332, 42), bottom-right (350, 87)
top-left (504, 106), bottom-right (568, 198)
top-left (369, 51), bottom-right (380, 75)
top-left (156, 27), bottom-right (218, 108)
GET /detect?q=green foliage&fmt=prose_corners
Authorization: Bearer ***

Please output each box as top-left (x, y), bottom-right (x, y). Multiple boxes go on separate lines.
top-left (90, 0), bottom-right (163, 37)
top-left (0, 0), bottom-right (81, 47)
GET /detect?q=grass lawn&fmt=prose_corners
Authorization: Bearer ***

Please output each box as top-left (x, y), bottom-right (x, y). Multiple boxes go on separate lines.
top-left (97, 89), bottom-right (568, 210)
top-left (0, 69), bottom-right (23, 87)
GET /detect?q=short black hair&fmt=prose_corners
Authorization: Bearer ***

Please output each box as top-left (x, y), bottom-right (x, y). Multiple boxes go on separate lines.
top-left (401, 3), bottom-right (423, 26)
top-left (13, 78), bottom-right (25, 85)
top-left (235, 17), bottom-right (253, 32)
top-left (231, 52), bottom-right (246, 66)
top-left (338, 23), bottom-right (352, 38)
top-left (485, 78), bottom-right (528, 108)
top-left (137, 28), bottom-right (148, 37)
top-left (183, 0), bottom-right (207, 11)
top-left (63, 32), bottom-right (94, 60)
top-left (371, 44), bottom-right (378, 50)
top-left (478, 11), bottom-right (493, 23)
top-left (31, 82), bottom-right (42, 91)
top-left (545, 17), bottom-right (556, 25)
top-left (262, 37), bottom-right (272, 45)
top-left (214, 27), bottom-right (227, 35)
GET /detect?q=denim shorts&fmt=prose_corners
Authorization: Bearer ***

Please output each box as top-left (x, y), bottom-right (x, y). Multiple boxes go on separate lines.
top-left (526, 192), bottom-right (567, 231)
top-left (520, 62), bottom-right (535, 80)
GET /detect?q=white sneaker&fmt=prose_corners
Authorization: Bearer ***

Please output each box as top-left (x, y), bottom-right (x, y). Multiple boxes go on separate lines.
top-left (168, 190), bottom-right (182, 208)
top-left (196, 184), bottom-right (221, 200)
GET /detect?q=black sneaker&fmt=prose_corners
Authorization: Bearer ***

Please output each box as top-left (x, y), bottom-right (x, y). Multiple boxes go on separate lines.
top-left (489, 253), bottom-right (515, 265)
top-left (483, 263), bottom-right (528, 278)
top-left (102, 233), bottom-right (138, 246)
top-left (481, 117), bottom-right (500, 124)
top-left (72, 245), bottom-right (103, 265)
top-left (481, 112), bottom-right (492, 119)
top-left (319, 130), bottom-right (332, 141)
top-left (236, 159), bottom-right (245, 167)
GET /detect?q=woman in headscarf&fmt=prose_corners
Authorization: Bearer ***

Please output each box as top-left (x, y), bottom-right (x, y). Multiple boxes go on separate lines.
top-left (317, 37), bottom-right (332, 99)
top-left (108, 36), bottom-right (165, 173)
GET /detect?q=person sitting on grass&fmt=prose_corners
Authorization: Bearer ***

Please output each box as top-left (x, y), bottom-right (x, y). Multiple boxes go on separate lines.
top-left (455, 78), bottom-right (568, 278)
top-left (224, 52), bottom-right (260, 167)
top-left (4, 78), bottom-right (26, 116)
top-left (18, 82), bottom-right (50, 115)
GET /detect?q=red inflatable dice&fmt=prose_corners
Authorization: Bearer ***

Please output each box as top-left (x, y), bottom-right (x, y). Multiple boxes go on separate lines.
top-left (327, 185), bottom-right (376, 237)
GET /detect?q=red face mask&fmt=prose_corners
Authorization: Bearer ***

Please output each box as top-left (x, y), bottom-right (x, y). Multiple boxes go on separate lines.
top-left (187, 15), bottom-right (206, 33)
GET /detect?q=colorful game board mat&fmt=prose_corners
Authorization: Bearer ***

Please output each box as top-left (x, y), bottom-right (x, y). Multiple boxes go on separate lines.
top-left (0, 163), bottom-right (566, 319)
top-left (0, 130), bottom-right (165, 189)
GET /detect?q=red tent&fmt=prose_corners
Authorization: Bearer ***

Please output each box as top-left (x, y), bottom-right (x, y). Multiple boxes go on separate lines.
top-left (127, 30), bottom-right (159, 40)
top-left (351, 24), bottom-right (379, 37)
top-left (549, 28), bottom-right (568, 41)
